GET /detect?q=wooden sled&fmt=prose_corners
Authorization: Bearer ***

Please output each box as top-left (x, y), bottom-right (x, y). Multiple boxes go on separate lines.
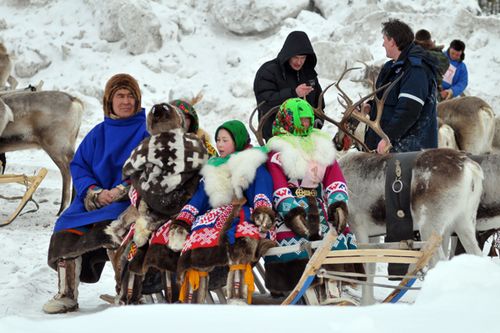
top-left (0, 168), bottom-right (48, 227)
top-left (274, 215), bottom-right (442, 305)
top-left (254, 209), bottom-right (442, 305)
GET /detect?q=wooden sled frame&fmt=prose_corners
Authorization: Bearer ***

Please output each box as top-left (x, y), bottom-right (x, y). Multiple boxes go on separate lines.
top-left (272, 217), bottom-right (442, 305)
top-left (0, 168), bottom-right (48, 227)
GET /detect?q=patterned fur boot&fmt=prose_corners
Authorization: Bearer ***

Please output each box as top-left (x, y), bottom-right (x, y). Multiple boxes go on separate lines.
top-left (42, 257), bottom-right (81, 314)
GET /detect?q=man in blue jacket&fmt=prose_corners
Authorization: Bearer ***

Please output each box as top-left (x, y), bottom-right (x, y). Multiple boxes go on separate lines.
top-left (365, 19), bottom-right (439, 153)
top-left (441, 39), bottom-right (468, 100)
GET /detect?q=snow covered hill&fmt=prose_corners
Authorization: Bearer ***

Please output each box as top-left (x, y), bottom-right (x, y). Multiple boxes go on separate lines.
top-left (1, 1), bottom-right (500, 331)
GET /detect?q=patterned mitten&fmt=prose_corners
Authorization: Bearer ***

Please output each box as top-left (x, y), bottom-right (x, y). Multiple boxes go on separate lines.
top-left (84, 186), bottom-right (103, 211)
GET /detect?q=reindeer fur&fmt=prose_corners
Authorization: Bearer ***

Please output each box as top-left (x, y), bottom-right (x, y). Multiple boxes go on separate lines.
top-left (0, 43), bottom-right (17, 90)
top-left (338, 149), bottom-right (484, 304)
top-left (437, 96), bottom-right (495, 154)
top-left (0, 90), bottom-right (83, 214)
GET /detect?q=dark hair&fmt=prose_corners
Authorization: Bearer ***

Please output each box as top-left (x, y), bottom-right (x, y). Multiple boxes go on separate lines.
top-left (381, 19), bottom-right (414, 51)
top-left (449, 39), bottom-right (465, 60)
top-left (415, 29), bottom-right (431, 42)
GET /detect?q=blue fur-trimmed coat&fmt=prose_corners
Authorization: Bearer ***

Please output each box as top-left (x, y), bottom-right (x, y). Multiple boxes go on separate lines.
top-left (176, 147), bottom-right (274, 253)
top-left (53, 110), bottom-right (149, 232)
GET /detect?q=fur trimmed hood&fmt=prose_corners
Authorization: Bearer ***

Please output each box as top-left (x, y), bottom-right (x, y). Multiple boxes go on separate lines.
top-left (267, 131), bottom-right (336, 180)
top-left (200, 147), bottom-right (268, 208)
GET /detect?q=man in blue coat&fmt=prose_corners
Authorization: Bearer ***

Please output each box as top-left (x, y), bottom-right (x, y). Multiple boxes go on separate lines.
top-left (43, 73), bottom-right (149, 314)
top-left (365, 19), bottom-right (439, 153)
top-left (441, 39), bottom-right (468, 100)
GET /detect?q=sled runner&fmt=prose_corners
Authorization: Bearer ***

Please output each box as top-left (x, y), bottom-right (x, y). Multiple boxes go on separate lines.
top-left (0, 168), bottom-right (48, 227)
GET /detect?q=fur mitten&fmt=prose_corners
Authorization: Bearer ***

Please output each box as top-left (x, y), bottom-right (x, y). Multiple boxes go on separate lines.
top-left (168, 220), bottom-right (191, 252)
top-left (84, 186), bottom-right (103, 211)
top-left (112, 183), bottom-right (129, 202)
top-left (328, 201), bottom-right (348, 233)
top-left (252, 206), bottom-right (276, 233)
top-left (284, 206), bottom-right (309, 238)
top-left (133, 215), bottom-right (152, 248)
top-left (105, 205), bottom-right (139, 245)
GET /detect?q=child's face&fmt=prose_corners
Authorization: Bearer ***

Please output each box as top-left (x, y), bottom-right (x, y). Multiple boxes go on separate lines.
top-left (300, 117), bottom-right (311, 130)
top-left (216, 128), bottom-right (236, 158)
top-left (184, 114), bottom-right (192, 132)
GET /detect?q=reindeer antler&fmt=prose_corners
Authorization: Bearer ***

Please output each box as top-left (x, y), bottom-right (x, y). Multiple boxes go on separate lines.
top-left (312, 72), bottom-right (373, 152)
top-left (249, 101), bottom-right (277, 146)
top-left (333, 63), bottom-right (403, 153)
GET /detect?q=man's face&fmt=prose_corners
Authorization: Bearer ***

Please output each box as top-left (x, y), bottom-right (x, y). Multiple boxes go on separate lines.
top-left (288, 55), bottom-right (307, 71)
top-left (112, 88), bottom-right (136, 118)
top-left (383, 34), bottom-right (398, 60)
top-left (449, 48), bottom-right (463, 61)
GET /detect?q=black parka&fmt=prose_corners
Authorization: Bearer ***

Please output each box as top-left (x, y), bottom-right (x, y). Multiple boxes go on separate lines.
top-left (253, 31), bottom-right (323, 141)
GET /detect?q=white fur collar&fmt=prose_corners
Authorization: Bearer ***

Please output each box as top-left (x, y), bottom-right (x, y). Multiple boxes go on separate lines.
top-left (267, 131), bottom-right (336, 180)
top-left (200, 148), bottom-right (268, 208)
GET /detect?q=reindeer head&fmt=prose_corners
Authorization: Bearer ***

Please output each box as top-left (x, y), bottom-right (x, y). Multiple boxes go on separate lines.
top-left (147, 103), bottom-right (185, 135)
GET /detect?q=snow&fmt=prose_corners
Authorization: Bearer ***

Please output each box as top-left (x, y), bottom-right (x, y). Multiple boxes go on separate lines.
top-left (1, 0), bottom-right (500, 331)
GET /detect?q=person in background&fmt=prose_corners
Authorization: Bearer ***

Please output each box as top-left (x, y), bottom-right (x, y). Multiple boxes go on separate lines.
top-left (253, 31), bottom-right (324, 142)
top-left (42, 73), bottom-right (149, 314)
top-left (414, 29), bottom-right (450, 94)
top-left (365, 19), bottom-right (439, 153)
top-left (441, 39), bottom-right (468, 100)
top-left (170, 98), bottom-right (217, 157)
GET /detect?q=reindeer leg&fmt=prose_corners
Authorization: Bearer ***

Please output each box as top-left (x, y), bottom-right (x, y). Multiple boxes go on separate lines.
top-left (455, 220), bottom-right (483, 256)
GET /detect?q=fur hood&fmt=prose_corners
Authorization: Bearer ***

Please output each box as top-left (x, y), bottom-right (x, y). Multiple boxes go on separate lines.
top-left (267, 131), bottom-right (336, 180)
top-left (200, 148), bottom-right (268, 208)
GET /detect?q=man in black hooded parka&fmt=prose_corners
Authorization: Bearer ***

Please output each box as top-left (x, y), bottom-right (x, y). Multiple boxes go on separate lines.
top-left (253, 31), bottom-right (324, 142)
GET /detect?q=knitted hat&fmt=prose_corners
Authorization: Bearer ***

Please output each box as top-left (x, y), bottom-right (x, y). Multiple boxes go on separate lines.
top-left (170, 99), bottom-right (199, 133)
top-left (103, 73), bottom-right (142, 117)
top-left (272, 98), bottom-right (315, 137)
top-left (215, 120), bottom-right (250, 152)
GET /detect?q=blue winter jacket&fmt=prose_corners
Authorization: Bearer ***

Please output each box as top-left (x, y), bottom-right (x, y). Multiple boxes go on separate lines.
top-left (365, 43), bottom-right (438, 152)
top-left (441, 51), bottom-right (468, 97)
top-left (53, 110), bottom-right (149, 232)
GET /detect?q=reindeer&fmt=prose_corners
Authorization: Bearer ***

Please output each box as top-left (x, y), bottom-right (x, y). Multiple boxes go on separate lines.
top-left (0, 43), bottom-right (18, 90)
top-left (437, 96), bottom-right (495, 154)
top-left (0, 90), bottom-right (84, 215)
top-left (492, 116), bottom-right (500, 153)
top-left (267, 66), bottom-right (484, 304)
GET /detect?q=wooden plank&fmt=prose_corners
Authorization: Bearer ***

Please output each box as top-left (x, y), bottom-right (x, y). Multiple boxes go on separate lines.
top-left (323, 256), bottom-right (419, 265)
top-left (326, 249), bottom-right (423, 258)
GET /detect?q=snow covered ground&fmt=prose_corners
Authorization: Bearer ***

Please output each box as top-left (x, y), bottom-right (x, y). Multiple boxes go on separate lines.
top-left (1, 1), bottom-right (500, 332)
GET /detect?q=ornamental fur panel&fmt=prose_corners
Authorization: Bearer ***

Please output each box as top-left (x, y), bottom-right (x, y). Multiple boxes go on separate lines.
top-left (201, 148), bottom-right (268, 207)
top-left (266, 131), bottom-right (336, 180)
top-left (123, 128), bottom-right (208, 216)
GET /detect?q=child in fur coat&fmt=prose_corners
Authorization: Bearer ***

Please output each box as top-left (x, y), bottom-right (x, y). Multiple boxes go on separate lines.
top-left (264, 98), bottom-right (358, 299)
top-left (168, 120), bottom-right (276, 304)
top-left (105, 102), bottom-right (209, 304)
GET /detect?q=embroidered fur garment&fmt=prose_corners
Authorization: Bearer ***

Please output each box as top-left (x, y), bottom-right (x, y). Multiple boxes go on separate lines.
top-left (123, 128), bottom-right (208, 216)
